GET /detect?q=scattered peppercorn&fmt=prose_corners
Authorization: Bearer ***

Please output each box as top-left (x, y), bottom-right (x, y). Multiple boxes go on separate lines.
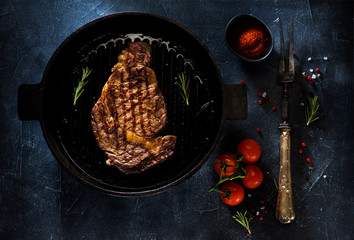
top-left (256, 128), bottom-right (261, 132)
top-left (240, 80), bottom-right (245, 85)
top-left (315, 68), bottom-right (319, 72)
top-left (301, 142), bottom-right (306, 147)
top-left (306, 157), bottom-right (311, 163)
top-left (258, 100), bottom-right (263, 105)
top-left (271, 106), bottom-right (276, 111)
top-left (299, 149), bottom-right (303, 154)
top-left (259, 216), bottom-right (264, 221)
top-left (307, 76), bottom-right (312, 81)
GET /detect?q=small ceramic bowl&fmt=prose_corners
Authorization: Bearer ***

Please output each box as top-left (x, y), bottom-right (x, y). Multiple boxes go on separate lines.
top-left (225, 14), bottom-right (273, 62)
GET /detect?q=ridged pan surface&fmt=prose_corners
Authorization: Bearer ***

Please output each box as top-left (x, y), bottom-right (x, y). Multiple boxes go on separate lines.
top-left (41, 13), bottom-right (223, 196)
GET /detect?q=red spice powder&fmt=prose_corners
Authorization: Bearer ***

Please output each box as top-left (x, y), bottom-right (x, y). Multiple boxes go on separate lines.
top-left (231, 22), bottom-right (270, 59)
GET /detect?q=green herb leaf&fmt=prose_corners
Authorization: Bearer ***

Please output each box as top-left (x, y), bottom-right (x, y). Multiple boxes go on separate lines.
top-left (197, 102), bottom-right (210, 116)
top-left (273, 176), bottom-right (279, 190)
top-left (73, 67), bottom-right (92, 106)
top-left (176, 72), bottom-right (190, 106)
top-left (305, 95), bottom-right (320, 126)
top-left (232, 211), bottom-right (251, 234)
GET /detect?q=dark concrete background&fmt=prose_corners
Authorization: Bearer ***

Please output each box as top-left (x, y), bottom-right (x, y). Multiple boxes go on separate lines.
top-left (1, 0), bottom-right (353, 239)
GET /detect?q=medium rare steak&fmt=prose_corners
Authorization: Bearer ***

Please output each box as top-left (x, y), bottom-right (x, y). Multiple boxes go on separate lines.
top-left (91, 42), bottom-right (177, 174)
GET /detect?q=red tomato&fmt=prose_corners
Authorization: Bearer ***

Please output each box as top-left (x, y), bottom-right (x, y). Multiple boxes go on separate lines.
top-left (237, 139), bottom-right (261, 164)
top-left (242, 165), bottom-right (264, 189)
top-left (214, 154), bottom-right (237, 177)
top-left (219, 182), bottom-right (244, 206)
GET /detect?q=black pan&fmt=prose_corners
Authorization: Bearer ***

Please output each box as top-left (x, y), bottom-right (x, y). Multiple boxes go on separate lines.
top-left (18, 12), bottom-right (247, 196)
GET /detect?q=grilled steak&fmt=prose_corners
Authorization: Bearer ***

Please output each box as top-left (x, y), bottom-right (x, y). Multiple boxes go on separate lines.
top-left (91, 42), bottom-right (177, 174)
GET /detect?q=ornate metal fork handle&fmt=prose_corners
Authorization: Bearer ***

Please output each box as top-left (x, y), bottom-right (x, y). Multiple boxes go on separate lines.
top-left (275, 17), bottom-right (295, 224)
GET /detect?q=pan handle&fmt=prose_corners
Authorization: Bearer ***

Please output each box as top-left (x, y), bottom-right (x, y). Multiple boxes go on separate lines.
top-left (18, 83), bottom-right (43, 121)
top-left (222, 83), bottom-right (247, 120)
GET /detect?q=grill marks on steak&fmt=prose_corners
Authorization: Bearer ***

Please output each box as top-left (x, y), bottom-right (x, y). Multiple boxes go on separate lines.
top-left (91, 42), bottom-right (176, 174)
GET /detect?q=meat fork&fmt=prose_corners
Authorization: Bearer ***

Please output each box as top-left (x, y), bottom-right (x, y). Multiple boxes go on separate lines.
top-left (275, 17), bottom-right (296, 224)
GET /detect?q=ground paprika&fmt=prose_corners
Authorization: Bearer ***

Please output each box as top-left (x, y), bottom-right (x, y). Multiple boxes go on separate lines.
top-left (231, 22), bottom-right (270, 59)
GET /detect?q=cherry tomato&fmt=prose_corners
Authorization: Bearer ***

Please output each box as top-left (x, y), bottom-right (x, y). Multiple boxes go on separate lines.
top-left (214, 154), bottom-right (238, 177)
top-left (237, 139), bottom-right (261, 164)
top-left (219, 182), bottom-right (244, 206)
top-left (242, 165), bottom-right (264, 189)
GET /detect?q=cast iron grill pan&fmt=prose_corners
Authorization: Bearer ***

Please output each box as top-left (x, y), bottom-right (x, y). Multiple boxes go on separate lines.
top-left (18, 13), bottom-right (247, 196)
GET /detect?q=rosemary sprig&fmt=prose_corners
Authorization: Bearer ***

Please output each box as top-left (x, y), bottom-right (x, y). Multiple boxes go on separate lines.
top-left (197, 102), bottom-right (210, 116)
top-left (305, 95), bottom-right (320, 126)
top-left (232, 211), bottom-right (251, 235)
top-left (176, 72), bottom-right (190, 106)
top-left (273, 176), bottom-right (278, 190)
top-left (73, 67), bottom-right (92, 106)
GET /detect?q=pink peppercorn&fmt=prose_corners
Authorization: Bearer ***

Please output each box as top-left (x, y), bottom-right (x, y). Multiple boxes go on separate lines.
top-left (315, 68), bottom-right (319, 72)
top-left (259, 216), bottom-right (264, 221)
top-left (307, 76), bottom-right (312, 80)
top-left (256, 128), bottom-right (261, 132)
top-left (301, 142), bottom-right (306, 147)
top-left (271, 106), bottom-right (276, 111)
top-left (306, 158), bottom-right (311, 163)
top-left (240, 80), bottom-right (245, 85)
top-left (258, 100), bottom-right (263, 105)
top-left (299, 149), bottom-right (303, 154)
